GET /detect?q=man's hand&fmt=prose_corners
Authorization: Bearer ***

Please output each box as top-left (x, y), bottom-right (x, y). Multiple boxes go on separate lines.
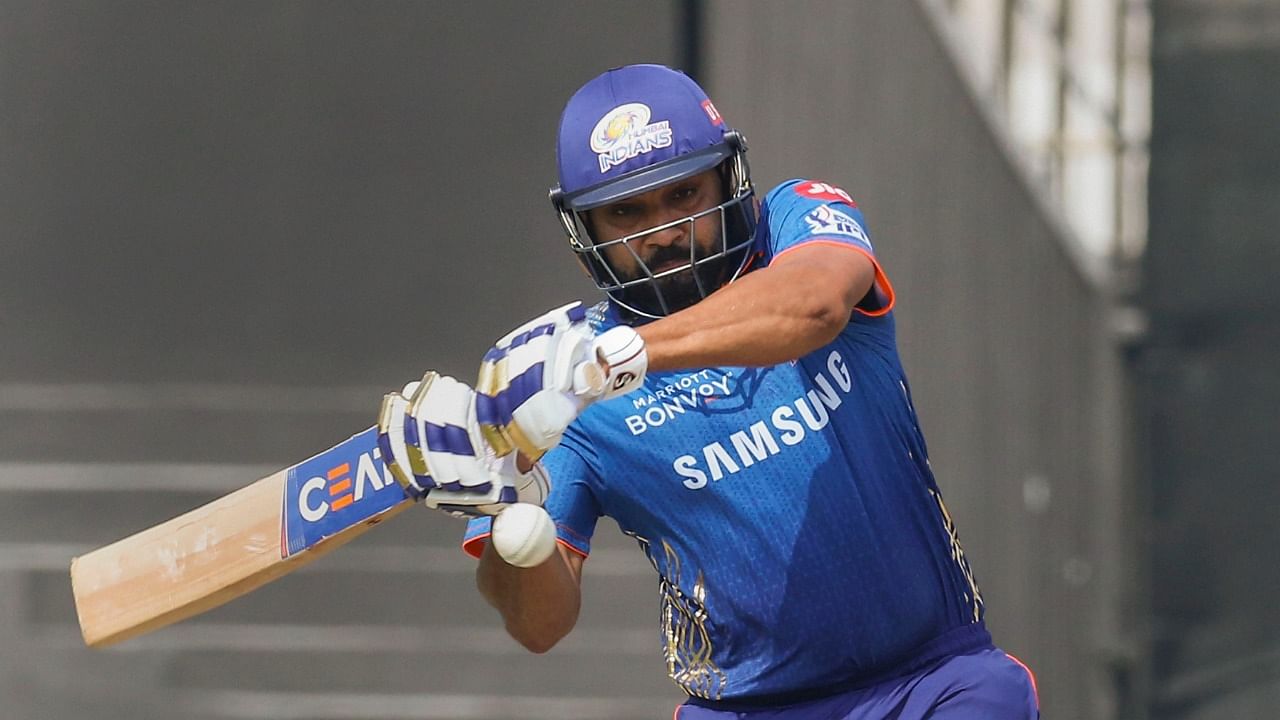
top-left (475, 302), bottom-right (647, 461)
top-left (377, 372), bottom-right (549, 517)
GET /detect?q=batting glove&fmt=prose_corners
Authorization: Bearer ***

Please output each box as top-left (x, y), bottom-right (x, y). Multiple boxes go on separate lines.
top-left (475, 302), bottom-right (647, 461)
top-left (376, 372), bottom-right (549, 518)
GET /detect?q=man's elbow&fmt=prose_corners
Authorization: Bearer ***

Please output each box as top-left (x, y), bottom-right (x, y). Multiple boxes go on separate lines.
top-left (506, 614), bottom-right (576, 654)
top-left (798, 293), bottom-right (853, 346)
top-left (512, 630), bottom-right (563, 655)
top-left (476, 544), bottom-right (584, 655)
top-left (778, 253), bottom-right (872, 345)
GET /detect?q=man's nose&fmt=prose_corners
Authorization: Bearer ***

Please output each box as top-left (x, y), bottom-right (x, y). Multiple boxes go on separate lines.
top-left (642, 210), bottom-right (690, 248)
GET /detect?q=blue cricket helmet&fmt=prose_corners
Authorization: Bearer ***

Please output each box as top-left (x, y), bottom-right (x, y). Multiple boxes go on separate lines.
top-left (549, 64), bottom-right (757, 319)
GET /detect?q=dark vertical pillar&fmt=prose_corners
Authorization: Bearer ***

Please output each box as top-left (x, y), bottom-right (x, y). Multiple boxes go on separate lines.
top-left (1143, 2), bottom-right (1280, 717)
top-left (679, 0), bottom-right (704, 84)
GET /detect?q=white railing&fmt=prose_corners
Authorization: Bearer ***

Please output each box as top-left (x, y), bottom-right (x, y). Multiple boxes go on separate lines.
top-left (925, 0), bottom-right (1152, 262)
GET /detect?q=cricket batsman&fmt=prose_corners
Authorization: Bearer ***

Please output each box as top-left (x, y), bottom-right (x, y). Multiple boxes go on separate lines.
top-left (380, 64), bottom-right (1040, 718)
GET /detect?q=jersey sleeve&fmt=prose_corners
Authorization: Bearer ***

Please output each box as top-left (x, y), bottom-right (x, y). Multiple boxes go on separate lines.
top-left (761, 179), bottom-right (895, 316)
top-left (461, 424), bottom-right (604, 559)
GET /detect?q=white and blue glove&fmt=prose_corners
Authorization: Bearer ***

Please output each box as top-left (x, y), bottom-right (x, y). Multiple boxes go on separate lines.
top-left (376, 302), bottom-right (646, 519)
top-left (376, 372), bottom-right (549, 517)
top-left (475, 302), bottom-right (648, 461)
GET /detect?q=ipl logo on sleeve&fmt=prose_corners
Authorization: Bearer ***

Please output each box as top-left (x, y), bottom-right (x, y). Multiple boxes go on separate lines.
top-left (590, 103), bottom-right (673, 173)
top-left (803, 205), bottom-right (872, 249)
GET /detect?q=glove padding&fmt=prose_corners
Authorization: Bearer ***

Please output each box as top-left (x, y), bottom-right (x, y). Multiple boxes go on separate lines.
top-left (377, 372), bottom-right (549, 517)
top-left (475, 302), bottom-right (647, 461)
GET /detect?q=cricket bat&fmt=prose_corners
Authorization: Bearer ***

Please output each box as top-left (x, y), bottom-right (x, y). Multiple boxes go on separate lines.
top-left (70, 426), bottom-right (412, 648)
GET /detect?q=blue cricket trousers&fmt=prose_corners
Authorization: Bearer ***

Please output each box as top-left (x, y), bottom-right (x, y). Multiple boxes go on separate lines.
top-left (675, 647), bottom-right (1039, 719)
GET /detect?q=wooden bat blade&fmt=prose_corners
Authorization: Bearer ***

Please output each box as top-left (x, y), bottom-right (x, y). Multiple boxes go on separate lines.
top-left (70, 426), bottom-right (414, 648)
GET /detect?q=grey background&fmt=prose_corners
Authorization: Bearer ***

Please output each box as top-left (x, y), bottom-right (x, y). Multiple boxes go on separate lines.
top-left (5, 1), bottom-right (1267, 719)
top-left (2, 3), bottom-right (690, 718)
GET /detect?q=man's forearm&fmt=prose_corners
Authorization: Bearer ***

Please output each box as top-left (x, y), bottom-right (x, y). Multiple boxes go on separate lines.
top-left (639, 246), bottom-right (875, 371)
top-left (476, 541), bottom-right (582, 653)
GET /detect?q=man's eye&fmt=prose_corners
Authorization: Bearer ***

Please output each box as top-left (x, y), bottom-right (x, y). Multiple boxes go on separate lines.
top-left (611, 205), bottom-right (636, 217)
top-left (673, 187), bottom-right (696, 200)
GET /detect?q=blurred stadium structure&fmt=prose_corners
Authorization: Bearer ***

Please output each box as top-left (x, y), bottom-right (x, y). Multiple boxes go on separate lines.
top-left (932, 0), bottom-right (1152, 262)
top-left (0, 1), bottom-right (1273, 719)
top-left (1141, 1), bottom-right (1280, 718)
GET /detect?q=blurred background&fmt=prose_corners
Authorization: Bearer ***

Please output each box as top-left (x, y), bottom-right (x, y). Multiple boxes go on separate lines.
top-left (0, 1), bottom-right (1275, 718)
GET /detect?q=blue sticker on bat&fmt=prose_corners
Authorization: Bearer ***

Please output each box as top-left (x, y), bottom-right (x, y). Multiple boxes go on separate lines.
top-left (281, 427), bottom-right (410, 558)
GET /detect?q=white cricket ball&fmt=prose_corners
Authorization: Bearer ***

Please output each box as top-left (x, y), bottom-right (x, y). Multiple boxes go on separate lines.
top-left (492, 503), bottom-right (557, 568)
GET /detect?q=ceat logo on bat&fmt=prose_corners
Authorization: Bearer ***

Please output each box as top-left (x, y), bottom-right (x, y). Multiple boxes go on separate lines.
top-left (295, 456), bottom-right (385, 522)
top-left (281, 427), bottom-right (408, 557)
top-left (795, 181), bottom-right (856, 206)
top-left (590, 102), bottom-right (673, 173)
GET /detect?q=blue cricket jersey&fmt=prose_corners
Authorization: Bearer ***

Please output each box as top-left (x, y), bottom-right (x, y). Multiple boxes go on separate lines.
top-left (465, 180), bottom-right (990, 703)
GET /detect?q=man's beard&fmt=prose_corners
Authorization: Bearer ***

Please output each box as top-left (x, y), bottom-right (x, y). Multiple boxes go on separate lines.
top-left (600, 197), bottom-right (756, 320)
top-left (615, 240), bottom-right (743, 319)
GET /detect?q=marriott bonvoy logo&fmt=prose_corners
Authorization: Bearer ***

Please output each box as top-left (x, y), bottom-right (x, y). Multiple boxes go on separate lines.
top-left (623, 369), bottom-right (733, 435)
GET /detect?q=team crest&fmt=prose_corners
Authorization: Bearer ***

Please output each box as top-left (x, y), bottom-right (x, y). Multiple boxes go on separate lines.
top-left (803, 205), bottom-right (871, 247)
top-left (590, 103), bottom-right (673, 173)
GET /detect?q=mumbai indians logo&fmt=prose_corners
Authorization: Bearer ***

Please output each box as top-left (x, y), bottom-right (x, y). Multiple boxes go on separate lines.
top-left (590, 103), bottom-right (673, 173)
